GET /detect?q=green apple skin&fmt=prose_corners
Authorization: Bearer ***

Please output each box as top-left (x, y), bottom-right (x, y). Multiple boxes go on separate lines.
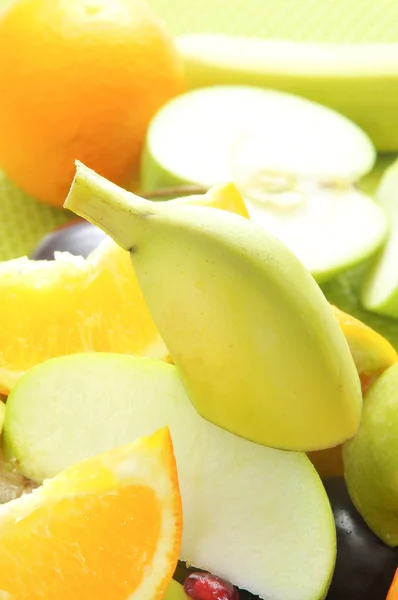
top-left (0, 402), bottom-right (4, 436)
top-left (3, 353), bottom-right (336, 600)
top-left (343, 362), bottom-right (398, 547)
top-left (175, 34), bottom-right (398, 152)
top-left (164, 580), bottom-right (188, 600)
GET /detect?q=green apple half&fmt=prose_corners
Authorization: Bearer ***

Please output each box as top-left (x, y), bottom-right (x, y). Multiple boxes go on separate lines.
top-left (343, 362), bottom-right (398, 547)
top-left (3, 354), bottom-right (336, 600)
top-left (361, 159), bottom-right (398, 317)
top-left (140, 85), bottom-right (386, 282)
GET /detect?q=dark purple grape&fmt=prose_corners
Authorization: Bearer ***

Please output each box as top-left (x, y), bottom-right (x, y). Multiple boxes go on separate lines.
top-left (184, 572), bottom-right (239, 600)
top-left (31, 221), bottom-right (107, 260)
top-left (325, 477), bottom-right (398, 600)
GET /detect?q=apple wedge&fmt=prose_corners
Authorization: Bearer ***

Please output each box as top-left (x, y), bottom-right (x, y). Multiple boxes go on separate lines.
top-left (3, 353), bottom-right (336, 600)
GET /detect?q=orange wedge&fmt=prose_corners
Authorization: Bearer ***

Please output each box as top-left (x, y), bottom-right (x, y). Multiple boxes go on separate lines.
top-left (0, 428), bottom-right (182, 599)
top-left (387, 569), bottom-right (398, 600)
top-left (331, 305), bottom-right (397, 394)
top-left (0, 184), bottom-right (249, 394)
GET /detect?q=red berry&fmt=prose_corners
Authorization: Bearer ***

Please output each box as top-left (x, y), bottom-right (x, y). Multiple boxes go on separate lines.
top-left (183, 572), bottom-right (239, 600)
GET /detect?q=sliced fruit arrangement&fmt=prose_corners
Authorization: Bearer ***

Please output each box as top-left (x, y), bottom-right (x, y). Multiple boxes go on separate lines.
top-left (0, 427), bottom-right (182, 599)
top-left (66, 162), bottom-right (362, 452)
top-left (140, 85), bottom-right (387, 282)
top-left (343, 362), bottom-right (398, 547)
top-left (175, 34), bottom-right (398, 152)
top-left (0, 183), bottom-right (247, 394)
top-left (362, 159), bottom-right (398, 317)
top-left (3, 353), bottom-right (336, 600)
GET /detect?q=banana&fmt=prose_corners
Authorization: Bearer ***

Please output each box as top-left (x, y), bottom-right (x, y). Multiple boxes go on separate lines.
top-left (175, 33), bottom-right (398, 152)
top-left (65, 161), bottom-right (362, 452)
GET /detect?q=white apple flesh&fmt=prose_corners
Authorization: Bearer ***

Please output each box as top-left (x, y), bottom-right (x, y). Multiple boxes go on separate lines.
top-left (3, 354), bottom-right (336, 600)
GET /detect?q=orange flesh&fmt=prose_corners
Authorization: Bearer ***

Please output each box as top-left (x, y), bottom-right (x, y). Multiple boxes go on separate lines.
top-left (0, 485), bottom-right (160, 599)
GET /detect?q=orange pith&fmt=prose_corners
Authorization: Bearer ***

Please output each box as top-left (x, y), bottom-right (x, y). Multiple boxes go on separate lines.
top-left (0, 428), bottom-right (182, 600)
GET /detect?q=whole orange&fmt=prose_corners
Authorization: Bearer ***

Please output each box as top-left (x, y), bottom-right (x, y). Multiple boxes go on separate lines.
top-left (0, 0), bottom-right (185, 206)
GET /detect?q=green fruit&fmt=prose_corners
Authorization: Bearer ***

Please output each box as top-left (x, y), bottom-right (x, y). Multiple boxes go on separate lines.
top-left (361, 160), bottom-right (398, 317)
top-left (0, 401), bottom-right (4, 436)
top-left (140, 85), bottom-right (385, 282)
top-left (65, 162), bottom-right (362, 452)
top-left (175, 34), bottom-right (398, 152)
top-left (164, 580), bottom-right (188, 600)
top-left (3, 353), bottom-right (336, 600)
top-left (343, 362), bottom-right (398, 547)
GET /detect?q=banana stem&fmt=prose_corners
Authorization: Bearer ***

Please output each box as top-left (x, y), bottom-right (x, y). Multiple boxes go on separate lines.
top-left (64, 161), bottom-right (154, 250)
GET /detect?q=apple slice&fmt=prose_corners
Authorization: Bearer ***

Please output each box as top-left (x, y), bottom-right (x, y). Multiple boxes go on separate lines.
top-left (141, 86), bottom-right (386, 282)
top-left (3, 353), bottom-right (336, 600)
top-left (343, 362), bottom-right (398, 547)
top-left (361, 160), bottom-right (398, 317)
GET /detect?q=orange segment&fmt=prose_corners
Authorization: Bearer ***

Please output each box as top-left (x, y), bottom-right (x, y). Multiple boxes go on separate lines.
top-left (0, 428), bottom-right (182, 600)
top-left (174, 183), bottom-right (250, 218)
top-left (387, 569), bottom-right (398, 600)
top-left (332, 305), bottom-right (397, 393)
top-left (309, 307), bottom-right (397, 479)
top-left (0, 240), bottom-right (168, 394)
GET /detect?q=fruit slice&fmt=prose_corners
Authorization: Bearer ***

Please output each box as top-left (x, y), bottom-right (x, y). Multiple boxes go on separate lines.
top-left (3, 353), bottom-right (336, 600)
top-left (387, 570), bottom-right (398, 600)
top-left (141, 85), bottom-right (375, 188)
top-left (165, 580), bottom-right (188, 600)
top-left (140, 85), bottom-right (386, 281)
top-left (0, 183), bottom-right (246, 394)
top-left (0, 238), bottom-right (167, 395)
top-left (331, 306), bottom-right (397, 394)
top-left (0, 427), bottom-right (182, 599)
top-left (65, 162), bottom-right (362, 452)
top-left (343, 362), bottom-right (398, 547)
top-left (175, 34), bottom-right (398, 152)
top-left (362, 159), bottom-right (398, 317)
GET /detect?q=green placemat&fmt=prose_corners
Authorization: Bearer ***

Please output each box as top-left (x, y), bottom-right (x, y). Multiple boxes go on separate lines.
top-left (2, 0), bottom-right (398, 261)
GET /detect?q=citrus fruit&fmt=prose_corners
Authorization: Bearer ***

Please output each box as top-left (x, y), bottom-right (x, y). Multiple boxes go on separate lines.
top-left (388, 570), bottom-right (398, 600)
top-left (0, 427), bottom-right (182, 599)
top-left (0, 0), bottom-right (185, 206)
top-left (0, 184), bottom-right (249, 394)
top-left (331, 305), bottom-right (397, 394)
top-left (0, 238), bottom-right (167, 394)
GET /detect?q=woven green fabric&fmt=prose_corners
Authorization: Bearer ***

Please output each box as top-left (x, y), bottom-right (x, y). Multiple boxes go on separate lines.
top-left (1, 0), bottom-right (398, 261)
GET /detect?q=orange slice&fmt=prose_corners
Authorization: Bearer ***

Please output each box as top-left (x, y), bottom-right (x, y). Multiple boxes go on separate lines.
top-left (331, 305), bottom-right (397, 394)
top-left (0, 184), bottom-right (249, 394)
top-left (0, 427), bottom-right (182, 599)
top-left (387, 569), bottom-right (398, 600)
